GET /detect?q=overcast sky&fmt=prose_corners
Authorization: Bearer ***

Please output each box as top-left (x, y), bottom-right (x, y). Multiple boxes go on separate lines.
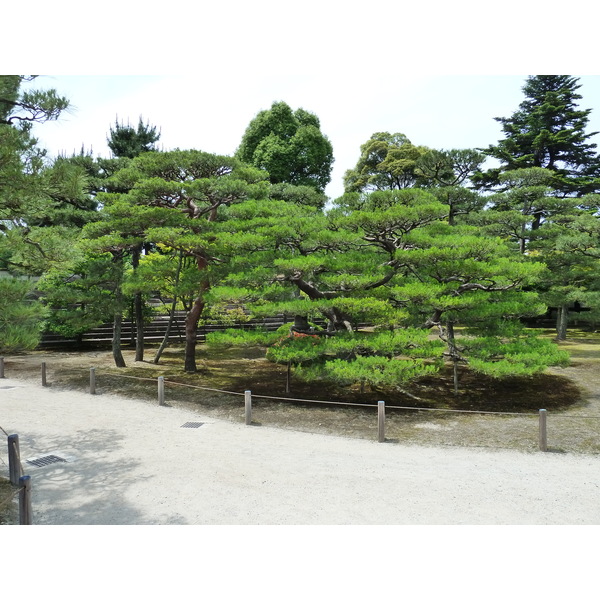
top-left (24, 74), bottom-right (600, 200)
top-left (9, 0), bottom-right (600, 202)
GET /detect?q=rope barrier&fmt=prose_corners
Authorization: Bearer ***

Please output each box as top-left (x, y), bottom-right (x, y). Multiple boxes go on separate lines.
top-left (253, 393), bottom-right (379, 408)
top-left (97, 373), bottom-right (158, 383)
top-left (9, 363), bottom-right (595, 421)
top-left (164, 380), bottom-right (245, 396)
top-left (545, 414), bottom-right (600, 420)
top-left (97, 370), bottom-right (245, 396)
top-left (102, 371), bottom-right (534, 414)
top-left (0, 424), bottom-right (9, 437)
top-left (382, 405), bottom-right (537, 417)
top-left (93, 369), bottom-right (600, 418)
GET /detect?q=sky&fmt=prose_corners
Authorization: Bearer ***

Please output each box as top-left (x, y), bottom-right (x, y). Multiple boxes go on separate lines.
top-left (23, 73), bottom-right (600, 201)
top-left (8, 0), bottom-right (600, 203)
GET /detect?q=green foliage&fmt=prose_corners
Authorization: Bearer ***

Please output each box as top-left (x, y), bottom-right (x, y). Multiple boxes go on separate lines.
top-left (268, 182), bottom-right (327, 210)
top-left (0, 278), bottom-right (48, 352)
top-left (476, 75), bottom-right (600, 196)
top-left (343, 132), bottom-right (430, 193)
top-left (267, 329), bottom-right (445, 389)
top-left (38, 253), bottom-right (122, 338)
top-left (107, 117), bottom-right (160, 158)
top-left (297, 355), bottom-right (440, 388)
top-left (236, 101), bottom-right (334, 192)
top-left (206, 327), bottom-right (282, 348)
top-left (460, 332), bottom-right (570, 378)
top-left (415, 148), bottom-right (487, 224)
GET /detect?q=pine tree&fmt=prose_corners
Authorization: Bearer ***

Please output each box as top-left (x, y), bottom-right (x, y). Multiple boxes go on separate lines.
top-left (107, 117), bottom-right (160, 159)
top-left (206, 189), bottom-right (568, 396)
top-left (476, 75), bottom-right (600, 197)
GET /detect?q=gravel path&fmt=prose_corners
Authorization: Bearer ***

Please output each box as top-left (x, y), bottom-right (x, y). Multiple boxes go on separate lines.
top-left (2, 377), bottom-right (600, 525)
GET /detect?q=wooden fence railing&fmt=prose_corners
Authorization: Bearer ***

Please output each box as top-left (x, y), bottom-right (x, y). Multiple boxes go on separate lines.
top-left (39, 312), bottom-right (293, 348)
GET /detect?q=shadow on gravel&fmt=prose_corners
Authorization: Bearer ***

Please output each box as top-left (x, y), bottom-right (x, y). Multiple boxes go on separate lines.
top-left (18, 428), bottom-right (188, 525)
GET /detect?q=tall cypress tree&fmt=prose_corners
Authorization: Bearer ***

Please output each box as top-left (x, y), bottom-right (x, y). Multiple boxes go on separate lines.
top-left (475, 75), bottom-right (600, 197)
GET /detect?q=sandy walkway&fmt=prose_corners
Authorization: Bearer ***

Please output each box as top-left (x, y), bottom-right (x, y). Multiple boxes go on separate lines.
top-left (1, 376), bottom-right (600, 525)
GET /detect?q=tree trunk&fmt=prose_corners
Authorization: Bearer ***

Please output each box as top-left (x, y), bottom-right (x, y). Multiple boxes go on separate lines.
top-left (291, 315), bottom-right (311, 333)
top-left (112, 311), bottom-right (126, 368)
top-left (556, 304), bottom-right (569, 341)
top-left (154, 297), bottom-right (178, 364)
top-left (132, 245), bottom-right (144, 362)
top-left (184, 295), bottom-right (205, 372)
top-left (184, 255), bottom-right (209, 373)
top-left (134, 292), bottom-right (144, 361)
top-left (447, 322), bottom-right (459, 396)
top-left (324, 307), bottom-right (353, 333)
top-left (448, 202), bottom-right (456, 226)
top-left (112, 254), bottom-right (126, 368)
top-left (183, 246), bottom-right (211, 372)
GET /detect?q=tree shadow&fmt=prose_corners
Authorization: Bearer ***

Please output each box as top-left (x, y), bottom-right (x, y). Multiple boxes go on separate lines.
top-left (16, 428), bottom-right (188, 525)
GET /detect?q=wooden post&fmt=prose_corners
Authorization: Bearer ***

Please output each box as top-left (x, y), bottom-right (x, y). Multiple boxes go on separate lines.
top-left (8, 434), bottom-right (21, 485)
top-left (90, 367), bottom-right (96, 395)
top-left (245, 390), bottom-right (252, 425)
top-left (158, 376), bottom-right (165, 406)
top-left (0, 356), bottom-right (4, 378)
top-left (41, 361), bottom-right (47, 387)
top-left (19, 475), bottom-right (32, 525)
top-left (539, 409), bottom-right (547, 452)
top-left (378, 401), bottom-right (385, 443)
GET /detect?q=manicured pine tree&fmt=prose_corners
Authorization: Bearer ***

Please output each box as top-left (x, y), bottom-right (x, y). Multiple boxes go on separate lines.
top-left (104, 150), bottom-right (270, 372)
top-left (207, 188), bottom-right (568, 397)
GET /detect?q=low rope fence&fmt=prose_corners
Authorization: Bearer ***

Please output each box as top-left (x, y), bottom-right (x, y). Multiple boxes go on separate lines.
top-left (87, 367), bottom-right (599, 451)
top-left (3, 357), bottom-right (600, 455)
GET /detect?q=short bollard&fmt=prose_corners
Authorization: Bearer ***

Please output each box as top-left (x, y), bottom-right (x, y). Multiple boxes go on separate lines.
top-left (245, 390), bottom-right (252, 425)
top-left (90, 367), bottom-right (96, 395)
top-left (19, 475), bottom-right (32, 525)
top-left (41, 362), bottom-right (47, 387)
top-left (378, 401), bottom-right (385, 443)
top-left (158, 376), bottom-right (165, 406)
top-left (0, 356), bottom-right (4, 378)
top-left (8, 434), bottom-right (21, 485)
top-left (539, 409), bottom-right (547, 452)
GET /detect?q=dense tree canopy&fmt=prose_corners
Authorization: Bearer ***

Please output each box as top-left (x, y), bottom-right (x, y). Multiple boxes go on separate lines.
top-left (235, 101), bottom-right (334, 192)
top-left (3, 74), bottom-right (599, 392)
top-left (343, 132), bottom-right (429, 193)
top-left (206, 187), bottom-right (568, 394)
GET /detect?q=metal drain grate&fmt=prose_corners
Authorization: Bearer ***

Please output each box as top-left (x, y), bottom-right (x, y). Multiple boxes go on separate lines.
top-left (181, 422), bottom-right (204, 428)
top-left (26, 454), bottom-right (67, 468)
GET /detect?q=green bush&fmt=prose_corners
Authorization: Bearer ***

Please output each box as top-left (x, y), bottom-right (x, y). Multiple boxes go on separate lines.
top-left (0, 279), bottom-right (48, 352)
